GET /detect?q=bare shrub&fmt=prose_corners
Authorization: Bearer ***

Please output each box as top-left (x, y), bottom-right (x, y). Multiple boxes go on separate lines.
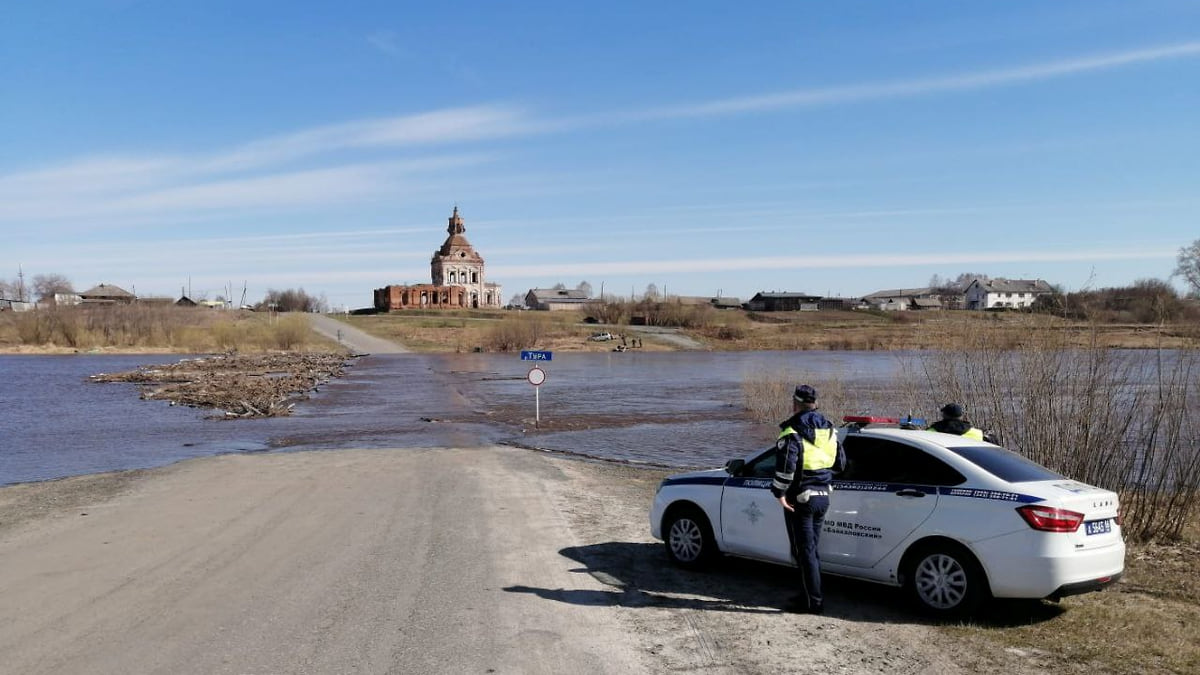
top-left (49, 311), bottom-right (83, 348)
top-left (270, 314), bottom-right (312, 350)
top-left (14, 311), bottom-right (52, 344)
top-left (483, 314), bottom-right (549, 352)
top-left (909, 321), bottom-right (1200, 542)
top-left (211, 320), bottom-right (243, 351)
top-left (584, 299), bottom-right (625, 324)
top-left (741, 368), bottom-right (852, 430)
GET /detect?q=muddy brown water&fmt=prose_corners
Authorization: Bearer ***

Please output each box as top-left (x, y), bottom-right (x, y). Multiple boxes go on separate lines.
top-left (2, 351), bottom-right (917, 486)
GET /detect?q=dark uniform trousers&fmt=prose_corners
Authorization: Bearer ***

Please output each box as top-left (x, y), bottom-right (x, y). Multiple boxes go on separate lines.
top-left (784, 493), bottom-right (830, 608)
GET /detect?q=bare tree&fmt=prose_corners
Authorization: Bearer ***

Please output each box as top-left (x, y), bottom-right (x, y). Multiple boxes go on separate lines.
top-left (507, 293), bottom-right (525, 308)
top-left (258, 288), bottom-right (321, 312)
top-left (1174, 238), bottom-right (1200, 297)
top-left (953, 273), bottom-right (989, 289)
top-left (0, 279), bottom-right (13, 300)
top-left (576, 280), bottom-right (593, 298)
top-left (32, 273), bottom-right (74, 301)
top-left (552, 282), bottom-right (567, 290)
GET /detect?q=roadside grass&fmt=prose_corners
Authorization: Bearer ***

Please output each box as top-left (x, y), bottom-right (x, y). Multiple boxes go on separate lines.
top-left (0, 306), bottom-right (338, 353)
top-left (944, 517), bottom-right (1200, 674)
top-left (342, 310), bottom-right (658, 353)
top-left (332, 308), bottom-right (1198, 353)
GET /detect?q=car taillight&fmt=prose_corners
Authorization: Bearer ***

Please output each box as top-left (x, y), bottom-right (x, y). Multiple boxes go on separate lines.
top-left (1016, 505), bottom-right (1084, 532)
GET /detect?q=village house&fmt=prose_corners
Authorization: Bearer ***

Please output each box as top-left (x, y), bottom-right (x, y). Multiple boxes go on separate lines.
top-left (964, 278), bottom-right (1054, 310)
top-left (373, 207), bottom-right (503, 311)
top-left (746, 292), bottom-right (823, 312)
top-left (862, 287), bottom-right (943, 311)
top-left (78, 283), bottom-right (136, 305)
top-left (0, 297), bottom-right (33, 312)
top-left (670, 295), bottom-right (744, 309)
top-left (525, 288), bottom-right (590, 311)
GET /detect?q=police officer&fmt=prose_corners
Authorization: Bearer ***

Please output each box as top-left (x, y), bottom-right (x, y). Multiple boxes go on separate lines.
top-left (772, 384), bottom-right (844, 615)
top-left (928, 403), bottom-right (985, 440)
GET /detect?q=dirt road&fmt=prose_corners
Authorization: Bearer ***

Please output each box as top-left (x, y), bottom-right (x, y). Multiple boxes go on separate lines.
top-left (0, 448), bottom-right (1059, 675)
top-left (308, 314), bottom-right (409, 354)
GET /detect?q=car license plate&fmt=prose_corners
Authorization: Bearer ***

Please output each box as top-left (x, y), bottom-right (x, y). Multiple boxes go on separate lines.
top-left (1085, 519), bottom-right (1112, 536)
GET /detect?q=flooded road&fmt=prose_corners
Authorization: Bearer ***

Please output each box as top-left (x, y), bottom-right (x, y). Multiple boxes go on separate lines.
top-left (1, 351), bottom-right (911, 486)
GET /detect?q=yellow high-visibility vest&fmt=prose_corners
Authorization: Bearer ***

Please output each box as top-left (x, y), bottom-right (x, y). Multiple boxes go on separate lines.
top-left (778, 426), bottom-right (838, 470)
top-left (962, 427), bottom-right (985, 441)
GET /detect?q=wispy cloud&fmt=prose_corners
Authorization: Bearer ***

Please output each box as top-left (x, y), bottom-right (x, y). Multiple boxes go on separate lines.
top-left (490, 246), bottom-right (1176, 278)
top-left (200, 105), bottom-right (528, 173)
top-left (6, 41), bottom-right (1198, 232)
top-left (622, 41), bottom-right (1200, 121)
top-left (0, 155), bottom-right (492, 225)
top-left (366, 30), bottom-right (403, 57)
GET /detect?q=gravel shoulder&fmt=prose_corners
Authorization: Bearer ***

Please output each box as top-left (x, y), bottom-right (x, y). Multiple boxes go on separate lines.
top-left (0, 447), bottom-right (1068, 674)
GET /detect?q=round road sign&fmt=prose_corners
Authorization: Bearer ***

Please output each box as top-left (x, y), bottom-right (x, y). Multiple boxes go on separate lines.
top-left (527, 366), bottom-right (546, 386)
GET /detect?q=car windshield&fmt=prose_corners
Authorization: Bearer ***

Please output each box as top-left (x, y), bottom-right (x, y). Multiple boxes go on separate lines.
top-left (945, 445), bottom-right (1064, 483)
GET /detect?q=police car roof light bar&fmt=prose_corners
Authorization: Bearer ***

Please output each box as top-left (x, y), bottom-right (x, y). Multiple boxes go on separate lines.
top-left (843, 415), bottom-right (899, 425)
top-left (843, 415), bottom-right (927, 430)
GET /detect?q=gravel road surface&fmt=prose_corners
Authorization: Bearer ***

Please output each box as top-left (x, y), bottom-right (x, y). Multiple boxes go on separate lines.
top-left (0, 447), bottom-right (1059, 674)
top-left (308, 314), bottom-right (409, 354)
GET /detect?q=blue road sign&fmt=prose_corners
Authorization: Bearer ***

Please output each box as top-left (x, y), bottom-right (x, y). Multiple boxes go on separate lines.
top-left (521, 350), bottom-right (553, 361)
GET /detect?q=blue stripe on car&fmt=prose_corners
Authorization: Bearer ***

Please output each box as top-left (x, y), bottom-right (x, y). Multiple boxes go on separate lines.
top-left (661, 476), bottom-right (727, 487)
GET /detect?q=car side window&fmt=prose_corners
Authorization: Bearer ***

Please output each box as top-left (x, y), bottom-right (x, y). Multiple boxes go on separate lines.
top-left (744, 449), bottom-right (777, 478)
top-left (841, 436), bottom-right (965, 486)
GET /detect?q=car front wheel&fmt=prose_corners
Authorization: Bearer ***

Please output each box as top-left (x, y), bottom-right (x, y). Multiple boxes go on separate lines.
top-left (904, 543), bottom-right (987, 616)
top-left (664, 507), bottom-right (716, 569)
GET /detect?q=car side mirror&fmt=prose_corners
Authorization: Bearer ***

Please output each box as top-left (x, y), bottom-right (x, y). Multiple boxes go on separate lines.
top-left (724, 459), bottom-right (745, 475)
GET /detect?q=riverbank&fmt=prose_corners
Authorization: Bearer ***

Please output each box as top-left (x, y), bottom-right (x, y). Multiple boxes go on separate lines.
top-left (1, 309), bottom-right (1195, 355)
top-left (0, 446), bottom-right (1195, 674)
top-left (339, 309), bottom-right (1199, 353)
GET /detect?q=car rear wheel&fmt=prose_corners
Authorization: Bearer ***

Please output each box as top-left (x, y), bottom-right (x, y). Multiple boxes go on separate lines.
top-left (904, 543), bottom-right (986, 616)
top-left (664, 507), bottom-right (716, 569)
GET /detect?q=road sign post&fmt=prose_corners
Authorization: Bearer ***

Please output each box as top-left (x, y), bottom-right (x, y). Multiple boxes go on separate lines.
top-left (521, 351), bottom-right (551, 427)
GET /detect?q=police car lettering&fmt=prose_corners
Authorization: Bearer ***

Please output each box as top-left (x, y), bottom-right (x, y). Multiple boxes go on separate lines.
top-left (831, 481), bottom-right (889, 492)
top-left (941, 487), bottom-right (1041, 503)
top-left (824, 520), bottom-right (883, 539)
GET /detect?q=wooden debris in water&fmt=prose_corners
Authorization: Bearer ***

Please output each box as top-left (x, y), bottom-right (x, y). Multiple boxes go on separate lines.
top-left (89, 352), bottom-right (356, 419)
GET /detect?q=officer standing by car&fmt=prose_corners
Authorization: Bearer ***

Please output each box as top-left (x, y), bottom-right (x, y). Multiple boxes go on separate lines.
top-left (928, 403), bottom-right (988, 441)
top-left (772, 384), bottom-right (844, 614)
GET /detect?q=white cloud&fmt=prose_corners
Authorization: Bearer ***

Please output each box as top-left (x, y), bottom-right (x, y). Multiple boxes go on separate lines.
top-left (0, 155), bottom-right (491, 225)
top-left (366, 30), bottom-right (403, 57)
top-left (489, 246), bottom-right (1177, 278)
top-left (199, 105), bottom-right (529, 173)
top-left (625, 41), bottom-right (1200, 121)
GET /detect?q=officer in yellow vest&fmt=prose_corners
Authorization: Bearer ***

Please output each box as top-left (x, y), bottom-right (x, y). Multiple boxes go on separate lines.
top-left (772, 384), bottom-right (845, 614)
top-left (928, 403), bottom-right (985, 440)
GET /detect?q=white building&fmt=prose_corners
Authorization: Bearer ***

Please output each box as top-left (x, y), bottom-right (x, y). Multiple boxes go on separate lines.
top-left (964, 278), bottom-right (1053, 310)
top-left (862, 287), bottom-right (942, 311)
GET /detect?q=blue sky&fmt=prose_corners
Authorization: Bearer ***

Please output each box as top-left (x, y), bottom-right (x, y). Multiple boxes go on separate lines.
top-left (2, 1), bottom-right (1198, 309)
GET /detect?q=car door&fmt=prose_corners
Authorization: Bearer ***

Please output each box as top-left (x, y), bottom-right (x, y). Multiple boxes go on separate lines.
top-left (823, 435), bottom-right (963, 568)
top-left (720, 449), bottom-right (792, 564)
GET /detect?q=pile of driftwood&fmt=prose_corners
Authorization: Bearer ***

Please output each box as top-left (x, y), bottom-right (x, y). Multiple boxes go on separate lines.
top-left (90, 352), bottom-right (355, 418)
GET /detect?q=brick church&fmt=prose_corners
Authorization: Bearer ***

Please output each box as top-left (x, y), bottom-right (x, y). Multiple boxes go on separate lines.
top-left (373, 207), bottom-right (503, 311)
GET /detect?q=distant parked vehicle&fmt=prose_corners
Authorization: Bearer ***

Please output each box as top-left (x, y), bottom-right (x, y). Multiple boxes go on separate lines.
top-left (589, 332), bottom-right (614, 341)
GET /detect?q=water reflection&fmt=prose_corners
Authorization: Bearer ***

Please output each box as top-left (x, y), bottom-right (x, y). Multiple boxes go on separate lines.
top-left (1, 351), bottom-right (913, 485)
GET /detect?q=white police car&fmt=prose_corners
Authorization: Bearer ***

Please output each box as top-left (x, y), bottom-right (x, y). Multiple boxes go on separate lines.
top-left (649, 417), bottom-right (1125, 615)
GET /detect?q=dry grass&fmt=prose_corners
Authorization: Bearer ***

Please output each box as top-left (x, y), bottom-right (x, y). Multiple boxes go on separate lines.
top-left (943, 515), bottom-right (1200, 674)
top-left (342, 310), bottom-right (673, 353)
top-left (0, 306), bottom-right (340, 353)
